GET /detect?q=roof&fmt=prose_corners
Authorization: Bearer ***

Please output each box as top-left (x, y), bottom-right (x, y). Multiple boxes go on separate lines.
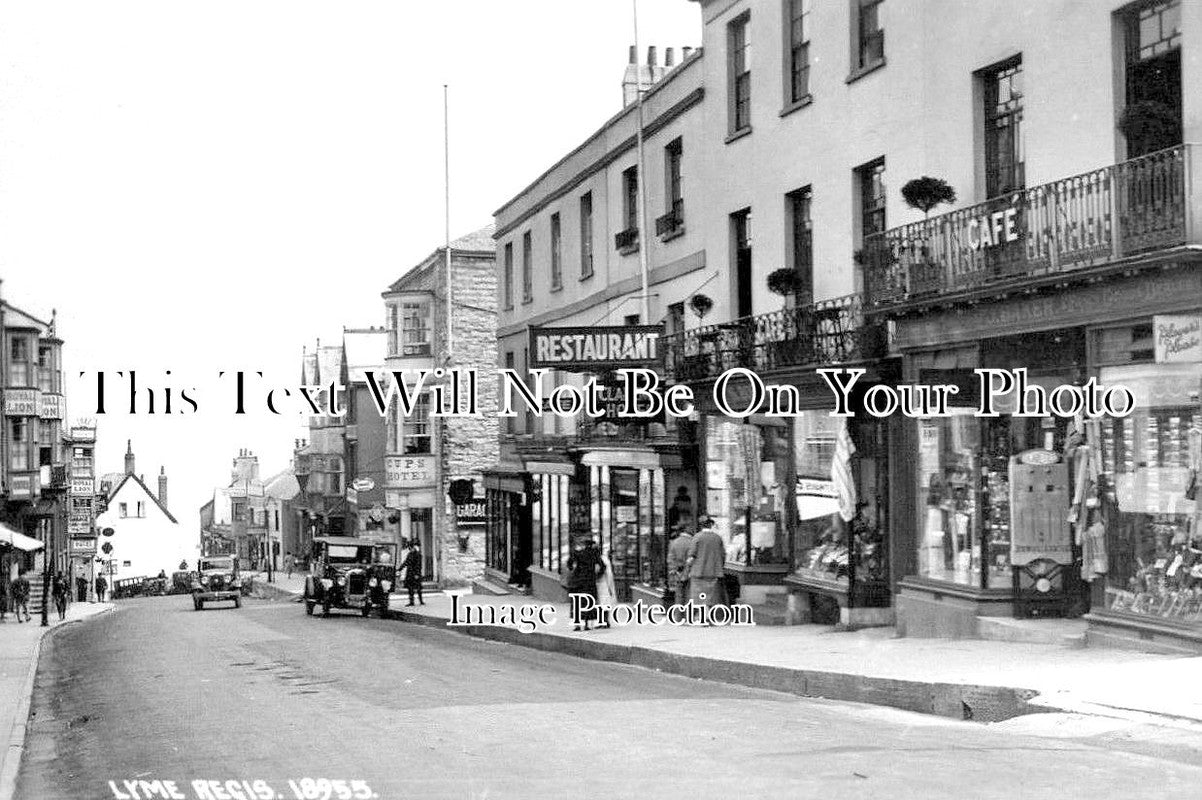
top-left (106, 473), bottom-right (179, 524)
top-left (0, 300), bottom-right (52, 332)
top-left (385, 224), bottom-right (496, 294)
top-left (263, 469), bottom-right (300, 500)
top-left (343, 329), bottom-right (387, 380)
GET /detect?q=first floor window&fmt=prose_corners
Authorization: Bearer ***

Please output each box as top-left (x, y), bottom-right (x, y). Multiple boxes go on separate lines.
top-left (403, 395), bottom-right (432, 454)
top-left (401, 301), bottom-right (432, 356)
top-left (9, 418), bottom-right (29, 470)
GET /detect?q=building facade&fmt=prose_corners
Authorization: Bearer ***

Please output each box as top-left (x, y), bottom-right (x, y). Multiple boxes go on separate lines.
top-left (491, 0), bottom-right (1202, 648)
top-left (487, 47), bottom-right (706, 603)
top-left (95, 442), bottom-right (187, 580)
top-left (382, 226), bottom-right (498, 587)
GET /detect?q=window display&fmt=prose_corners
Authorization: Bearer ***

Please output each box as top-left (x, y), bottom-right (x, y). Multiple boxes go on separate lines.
top-left (704, 417), bottom-right (789, 566)
top-left (1099, 362), bottom-right (1202, 623)
top-left (918, 414), bottom-right (981, 585)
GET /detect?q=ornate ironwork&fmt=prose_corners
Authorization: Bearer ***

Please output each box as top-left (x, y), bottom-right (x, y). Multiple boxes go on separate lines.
top-left (864, 144), bottom-right (1192, 308)
top-left (661, 293), bottom-right (885, 383)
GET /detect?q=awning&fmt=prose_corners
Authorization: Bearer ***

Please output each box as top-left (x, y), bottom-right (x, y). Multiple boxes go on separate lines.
top-left (0, 523), bottom-right (45, 552)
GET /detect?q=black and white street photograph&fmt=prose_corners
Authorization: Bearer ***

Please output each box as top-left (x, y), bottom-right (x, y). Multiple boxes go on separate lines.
top-left (2, 1), bottom-right (1202, 798)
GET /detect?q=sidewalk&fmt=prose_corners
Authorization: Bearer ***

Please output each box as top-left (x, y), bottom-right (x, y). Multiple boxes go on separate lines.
top-left (0, 601), bottom-right (114, 800)
top-left (250, 579), bottom-right (1202, 726)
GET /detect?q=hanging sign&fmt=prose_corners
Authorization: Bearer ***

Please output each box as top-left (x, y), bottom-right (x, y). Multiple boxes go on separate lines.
top-left (4, 389), bottom-right (39, 416)
top-left (1153, 314), bottom-right (1202, 363)
top-left (528, 325), bottom-right (663, 371)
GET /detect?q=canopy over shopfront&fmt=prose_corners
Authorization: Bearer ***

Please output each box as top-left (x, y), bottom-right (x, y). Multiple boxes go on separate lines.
top-left (0, 522), bottom-right (44, 551)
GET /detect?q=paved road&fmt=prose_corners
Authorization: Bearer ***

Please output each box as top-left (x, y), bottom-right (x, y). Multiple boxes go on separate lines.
top-left (15, 597), bottom-right (1202, 800)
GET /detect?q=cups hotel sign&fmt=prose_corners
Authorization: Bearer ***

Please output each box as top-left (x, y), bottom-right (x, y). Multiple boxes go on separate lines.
top-left (528, 325), bottom-right (664, 372)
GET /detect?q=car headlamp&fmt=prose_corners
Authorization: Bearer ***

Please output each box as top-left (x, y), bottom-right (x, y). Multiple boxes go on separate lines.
top-left (369, 578), bottom-right (378, 588)
top-left (381, 580), bottom-right (392, 592)
top-left (199, 576), bottom-right (209, 586)
top-left (333, 576), bottom-right (344, 587)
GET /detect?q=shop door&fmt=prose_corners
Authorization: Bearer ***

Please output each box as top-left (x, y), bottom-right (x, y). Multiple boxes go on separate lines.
top-left (609, 469), bottom-right (641, 596)
top-left (411, 508), bottom-right (434, 578)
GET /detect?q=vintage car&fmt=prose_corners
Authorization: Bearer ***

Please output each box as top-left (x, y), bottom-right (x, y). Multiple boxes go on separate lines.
top-left (191, 555), bottom-right (243, 610)
top-left (303, 536), bottom-right (396, 617)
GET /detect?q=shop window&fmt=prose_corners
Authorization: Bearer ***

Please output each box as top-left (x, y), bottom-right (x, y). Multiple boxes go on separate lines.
top-left (411, 507), bottom-right (434, 577)
top-left (704, 418), bottom-right (790, 567)
top-left (982, 57), bottom-right (1024, 198)
top-left (1100, 362), bottom-right (1201, 622)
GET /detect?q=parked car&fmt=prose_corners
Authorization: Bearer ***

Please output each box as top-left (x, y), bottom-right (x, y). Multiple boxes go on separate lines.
top-left (113, 577), bottom-right (147, 599)
top-left (169, 571), bottom-right (192, 595)
top-left (192, 555), bottom-right (242, 610)
top-left (303, 537), bottom-right (396, 618)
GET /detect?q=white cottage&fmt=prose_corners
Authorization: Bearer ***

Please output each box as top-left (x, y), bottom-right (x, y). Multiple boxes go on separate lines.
top-left (95, 441), bottom-right (192, 581)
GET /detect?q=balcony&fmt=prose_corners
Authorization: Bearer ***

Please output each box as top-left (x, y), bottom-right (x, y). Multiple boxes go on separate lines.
top-left (863, 144), bottom-right (1198, 311)
top-left (662, 293), bottom-right (886, 384)
top-left (614, 227), bottom-right (639, 254)
top-left (655, 200), bottom-right (685, 239)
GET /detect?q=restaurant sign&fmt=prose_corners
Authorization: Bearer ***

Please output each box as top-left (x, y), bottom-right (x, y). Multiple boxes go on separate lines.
top-left (1153, 314), bottom-right (1202, 363)
top-left (528, 325), bottom-right (663, 371)
top-left (385, 455), bottom-right (436, 489)
top-left (4, 389), bottom-right (40, 417)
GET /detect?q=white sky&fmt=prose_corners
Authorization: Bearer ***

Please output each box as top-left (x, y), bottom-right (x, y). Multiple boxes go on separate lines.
top-left (0, 1), bottom-right (701, 530)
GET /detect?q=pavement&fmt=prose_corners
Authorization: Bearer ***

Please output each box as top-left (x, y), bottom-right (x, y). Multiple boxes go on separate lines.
top-left (16, 595), bottom-right (1202, 800)
top-left (0, 600), bottom-right (113, 800)
top-left (241, 572), bottom-right (1202, 728)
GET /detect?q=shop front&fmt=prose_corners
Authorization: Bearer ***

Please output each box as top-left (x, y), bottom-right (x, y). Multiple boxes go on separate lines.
top-left (384, 453), bottom-right (437, 580)
top-left (888, 266), bottom-right (1202, 644)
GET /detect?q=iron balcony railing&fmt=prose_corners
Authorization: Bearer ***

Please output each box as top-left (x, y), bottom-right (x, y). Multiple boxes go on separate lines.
top-left (864, 144), bottom-right (1197, 309)
top-left (662, 293), bottom-right (886, 383)
top-left (655, 200), bottom-right (685, 237)
top-left (614, 227), bottom-right (640, 252)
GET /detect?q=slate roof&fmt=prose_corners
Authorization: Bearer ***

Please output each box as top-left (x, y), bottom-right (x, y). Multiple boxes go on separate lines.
top-left (385, 223), bottom-right (496, 294)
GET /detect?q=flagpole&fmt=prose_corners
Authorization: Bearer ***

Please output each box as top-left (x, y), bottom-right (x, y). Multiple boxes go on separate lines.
top-left (444, 84), bottom-right (453, 360)
top-left (632, 0), bottom-right (651, 324)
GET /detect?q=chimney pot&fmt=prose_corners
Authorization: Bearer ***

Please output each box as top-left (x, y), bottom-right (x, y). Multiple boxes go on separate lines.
top-left (665, 47), bottom-right (675, 67)
top-left (683, 46), bottom-right (693, 59)
top-left (647, 46), bottom-right (657, 66)
top-left (628, 45), bottom-right (636, 64)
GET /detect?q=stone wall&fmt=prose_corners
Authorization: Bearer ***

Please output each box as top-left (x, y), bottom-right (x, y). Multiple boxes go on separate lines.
top-left (434, 249), bottom-right (499, 586)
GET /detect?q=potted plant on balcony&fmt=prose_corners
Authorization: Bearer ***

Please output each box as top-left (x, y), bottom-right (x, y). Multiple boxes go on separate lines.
top-left (765, 268), bottom-right (803, 369)
top-left (1118, 100), bottom-right (1180, 156)
top-left (901, 176), bottom-right (957, 220)
top-left (683, 293), bottom-right (715, 379)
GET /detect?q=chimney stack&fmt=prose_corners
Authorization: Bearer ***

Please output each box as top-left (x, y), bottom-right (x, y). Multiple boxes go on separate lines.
top-left (158, 466), bottom-right (168, 508)
top-left (665, 47), bottom-right (675, 67)
top-left (682, 46), bottom-right (693, 60)
top-left (647, 46), bottom-right (657, 66)
top-left (124, 440), bottom-right (135, 476)
top-left (628, 45), bottom-right (637, 64)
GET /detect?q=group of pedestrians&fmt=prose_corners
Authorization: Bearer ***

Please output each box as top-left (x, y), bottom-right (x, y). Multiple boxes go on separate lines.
top-left (0, 569), bottom-right (33, 622)
top-left (668, 516), bottom-right (733, 608)
top-left (0, 569), bottom-right (111, 625)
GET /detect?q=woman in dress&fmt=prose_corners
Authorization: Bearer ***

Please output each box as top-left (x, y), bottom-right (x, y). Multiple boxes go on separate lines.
top-left (565, 536), bottom-right (604, 632)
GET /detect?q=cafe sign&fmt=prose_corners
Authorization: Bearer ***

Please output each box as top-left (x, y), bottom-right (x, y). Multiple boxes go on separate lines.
top-left (1153, 314), bottom-right (1202, 363)
top-left (385, 455), bottom-right (436, 489)
top-left (528, 325), bottom-right (663, 371)
top-left (4, 389), bottom-right (39, 417)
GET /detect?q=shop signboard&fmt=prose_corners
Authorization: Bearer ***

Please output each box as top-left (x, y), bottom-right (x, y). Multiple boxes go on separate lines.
top-left (346, 486), bottom-right (358, 506)
top-left (69, 537), bottom-right (97, 555)
top-left (1153, 314), bottom-right (1202, 364)
top-left (385, 455), bottom-right (436, 489)
top-left (70, 426), bottom-right (96, 441)
top-left (71, 477), bottom-right (94, 495)
top-left (68, 516), bottom-right (93, 535)
top-left (1009, 453), bottom-right (1072, 566)
top-left (4, 389), bottom-right (40, 417)
top-left (351, 478), bottom-right (375, 493)
top-left (528, 325), bottom-right (663, 371)
top-left (9, 474), bottom-right (33, 498)
top-left (39, 393), bottom-right (66, 420)
top-left (455, 500), bottom-right (486, 525)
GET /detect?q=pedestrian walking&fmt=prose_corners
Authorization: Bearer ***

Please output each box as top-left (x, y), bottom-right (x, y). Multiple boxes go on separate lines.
top-left (400, 540), bottom-right (425, 606)
top-left (95, 574), bottom-right (108, 603)
top-left (76, 574), bottom-right (88, 603)
top-left (687, 517), bottom-right (726, 609)
top-left (284, 551), bottom-right (296, 579)
top-left (12, 571), bottom-right (31, 622)
top-left (667, 522), bottom-right (694, 606)
top-left (594, 544), bottom-right (617, 629)
top-left (0, 573), bottom-right (8, 622)
top-left (564, 536), bottom-right (604, 632)
top-left (52, 571), bottom-right (69, 621)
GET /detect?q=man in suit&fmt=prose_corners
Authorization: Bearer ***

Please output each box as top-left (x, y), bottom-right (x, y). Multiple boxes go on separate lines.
top-left (686, 516), bottom-right (726, 609)
top-left (666, 522), bottom-right (693, 606)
